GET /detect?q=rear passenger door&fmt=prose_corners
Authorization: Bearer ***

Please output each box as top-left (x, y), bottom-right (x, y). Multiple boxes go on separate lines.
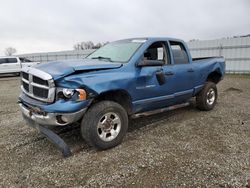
top-left (165, 41), bottom-right (195, 102)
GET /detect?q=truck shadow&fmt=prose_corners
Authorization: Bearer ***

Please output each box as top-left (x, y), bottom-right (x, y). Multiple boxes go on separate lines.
top-left (58, 102), bottom-right (196, 135)
top-left (54, 102), bottom-right (198, 155)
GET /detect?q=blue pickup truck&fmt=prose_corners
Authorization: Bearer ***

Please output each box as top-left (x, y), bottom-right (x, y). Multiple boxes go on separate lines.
top-left (19, 37), bottom-right (225, 156)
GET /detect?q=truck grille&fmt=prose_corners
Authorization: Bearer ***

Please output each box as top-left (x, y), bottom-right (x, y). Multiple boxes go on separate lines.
top-left (21, 68), bottom-right (55, 103)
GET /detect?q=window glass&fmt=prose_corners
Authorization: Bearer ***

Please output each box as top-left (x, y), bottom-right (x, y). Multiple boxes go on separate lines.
top-left (170, 42), bottom-right (189, 64)
top-left (7, 58), bottom-right (18, 63)
top-left (0, 58), bottom-right (8, 63)
top-left (143, 42), bottom-right (168, 63)
top-left (87, 40), bottom-right (143, 62)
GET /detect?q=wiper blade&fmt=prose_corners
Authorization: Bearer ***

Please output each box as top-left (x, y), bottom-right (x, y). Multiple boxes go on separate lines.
top-left (91, 56), bottom-right (113, 62)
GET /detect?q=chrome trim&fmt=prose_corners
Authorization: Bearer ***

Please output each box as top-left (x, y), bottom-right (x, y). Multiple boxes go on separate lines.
top-left (28, 74), bottom-right (33, 94)
top-left (21, 86), bottom-right (56, 103)
top-left (19, 103), bottom-right (86, 126)
top-left (97, 112), bottom-right (122, 142)
top-left (21, 67), bottom-right (55, 103)
top-left (21, 78), bottom-right (29, 84)
top-left (22, 67), bottom-right (53, 80)
top-left (31, 82), bottom-right (49, 89)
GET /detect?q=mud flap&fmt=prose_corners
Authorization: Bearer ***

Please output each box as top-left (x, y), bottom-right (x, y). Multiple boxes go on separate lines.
top-left (38, 125), bottom-right (72, 158)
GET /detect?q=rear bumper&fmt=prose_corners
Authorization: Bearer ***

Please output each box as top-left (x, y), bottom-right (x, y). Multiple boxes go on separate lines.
top-left (19, 103), bottom-right (86, 126)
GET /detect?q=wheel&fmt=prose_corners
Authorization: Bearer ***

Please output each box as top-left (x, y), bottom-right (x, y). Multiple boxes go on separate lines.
top-left (81, 101), bottom-right (128, 150)
top-left (196, 82), bottom-right (218, 111)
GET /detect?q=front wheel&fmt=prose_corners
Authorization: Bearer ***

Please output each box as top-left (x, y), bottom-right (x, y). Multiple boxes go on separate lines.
top-left (196, 82), bottom-right (218, 111)
top-left (81, 101), bottom-right (128, 150)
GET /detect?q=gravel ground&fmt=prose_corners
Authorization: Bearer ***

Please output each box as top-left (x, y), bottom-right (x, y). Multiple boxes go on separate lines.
top-left (0, 75), bottom-right (249, 187)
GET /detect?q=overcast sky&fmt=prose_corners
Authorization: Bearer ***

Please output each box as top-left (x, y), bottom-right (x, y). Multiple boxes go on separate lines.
top-left (0, 0), bottom-right (249, 55)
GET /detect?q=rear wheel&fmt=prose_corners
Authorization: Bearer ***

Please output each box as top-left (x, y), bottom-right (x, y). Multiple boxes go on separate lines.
top-left (196, 82), bottom-right (217, 111)
top-left (81, 101), bottom-right (128, 149)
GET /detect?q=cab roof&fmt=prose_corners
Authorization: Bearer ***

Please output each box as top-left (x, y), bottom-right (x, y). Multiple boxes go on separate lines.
top-left (114, 37), bottom-right (185, 44)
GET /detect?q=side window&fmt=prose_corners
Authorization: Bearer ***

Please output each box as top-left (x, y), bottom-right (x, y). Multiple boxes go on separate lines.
top-left (0, 58), bottom-right (8, 64)
top-left (170, 42), bottom-right (189, 64)
top-left (20, 57), bottom-right (31, 62)
top-left (7, 58), bottom-right (18, 63)
top-left (143, 42), bottom-right (169, 64)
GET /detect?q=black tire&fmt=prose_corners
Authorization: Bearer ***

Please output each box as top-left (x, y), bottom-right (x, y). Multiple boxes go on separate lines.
top-left (196, 82), bottom-right (218, 111)
top-left (81, 101), bottom-right (128, 150)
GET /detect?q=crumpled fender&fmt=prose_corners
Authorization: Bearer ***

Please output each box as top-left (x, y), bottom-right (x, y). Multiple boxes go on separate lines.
top-left (61, 70), bottom-right (135, 97)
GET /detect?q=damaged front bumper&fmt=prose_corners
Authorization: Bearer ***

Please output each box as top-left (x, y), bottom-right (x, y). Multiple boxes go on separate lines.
top-left (18, 98), bottom-right (92, 157)
top-left (19, 103), bottom-right (87, 157)
top-left (18, 93), bottom-right (93, 127)
top-left (19, 103), bottom-right (86, 126)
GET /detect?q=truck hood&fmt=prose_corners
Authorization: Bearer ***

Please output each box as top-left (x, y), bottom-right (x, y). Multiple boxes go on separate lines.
top-left (35, 59), bottom-right (123, 80)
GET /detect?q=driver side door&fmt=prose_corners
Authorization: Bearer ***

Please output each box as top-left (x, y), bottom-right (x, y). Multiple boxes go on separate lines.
top-left (133, 41), bottom-right (175, 113)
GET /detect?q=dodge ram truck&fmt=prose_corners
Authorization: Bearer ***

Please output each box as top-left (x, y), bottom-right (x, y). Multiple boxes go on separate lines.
top-left (19, 37), bottom-right (225, 156)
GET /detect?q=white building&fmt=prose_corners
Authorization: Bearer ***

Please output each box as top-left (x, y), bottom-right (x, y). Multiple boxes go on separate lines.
top-left (17, 36), bottom-right (250, 73)
top-left (187, 36), bottom-right (250, 73)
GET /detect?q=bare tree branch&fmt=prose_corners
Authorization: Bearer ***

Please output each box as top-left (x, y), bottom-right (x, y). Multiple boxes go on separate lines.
top-left (4, 47), bottom-right (17, 56)
top-left (73, 41), bottom-right (108, 50)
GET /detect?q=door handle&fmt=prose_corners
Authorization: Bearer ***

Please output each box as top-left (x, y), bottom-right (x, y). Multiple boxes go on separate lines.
top-left (165, 71), bottom-right (174, 76)
top-left (187, 68), bottom-right (194, 72)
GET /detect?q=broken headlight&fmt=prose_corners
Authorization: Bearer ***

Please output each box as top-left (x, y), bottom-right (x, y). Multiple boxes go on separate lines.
top-left (58, 88), bottom-right (87, 101)
top-left (63, 88), bottom-right (75, 98)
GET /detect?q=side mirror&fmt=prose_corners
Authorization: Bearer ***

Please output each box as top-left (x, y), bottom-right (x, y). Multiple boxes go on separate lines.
top-left (137, 59), bottom-right (164, 67)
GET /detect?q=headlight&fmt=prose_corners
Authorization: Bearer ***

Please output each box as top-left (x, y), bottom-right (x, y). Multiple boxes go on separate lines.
top-left (75, 89), bottom-right (87, 101)
top-left (63, 88), bottom-right (75, 98)
top-left (61, 88), bottom-right (87, 101)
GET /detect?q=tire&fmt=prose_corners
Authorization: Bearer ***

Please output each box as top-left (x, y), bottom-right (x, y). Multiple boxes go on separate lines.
top-left (196, 82), bottom-right (218, 111)
top-left (81, 101), bottom-right (128, 150)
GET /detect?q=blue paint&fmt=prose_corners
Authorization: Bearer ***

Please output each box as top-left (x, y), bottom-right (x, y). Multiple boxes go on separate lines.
top-left (41, 99), bottom-right (92, 113)
top-left (22, 37), bottom-right (225, 114)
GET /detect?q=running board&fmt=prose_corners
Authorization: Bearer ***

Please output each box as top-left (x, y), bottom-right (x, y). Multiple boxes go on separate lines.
top-left (131, 102), bottom-right (190, 119)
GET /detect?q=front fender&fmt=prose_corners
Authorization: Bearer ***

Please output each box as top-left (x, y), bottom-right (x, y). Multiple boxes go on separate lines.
top-left (61, 71), bottom-right (135, 97)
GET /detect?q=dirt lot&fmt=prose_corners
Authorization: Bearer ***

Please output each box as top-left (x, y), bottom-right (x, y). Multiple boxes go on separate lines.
top-left (0, 75), bottom-right (249, 187)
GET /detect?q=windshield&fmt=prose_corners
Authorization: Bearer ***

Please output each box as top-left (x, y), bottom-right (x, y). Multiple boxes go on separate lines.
top-left (87, 40), bottom-right (144, 62)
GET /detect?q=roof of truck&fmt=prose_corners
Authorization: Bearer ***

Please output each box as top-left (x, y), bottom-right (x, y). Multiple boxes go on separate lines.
top-left (115, 37), bottom-right (185, 44)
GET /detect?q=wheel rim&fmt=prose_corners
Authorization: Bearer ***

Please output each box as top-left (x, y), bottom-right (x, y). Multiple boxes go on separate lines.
top-left (97, 112), bottom-right (121, 142)
top-left (207, 88), bottom-right (216, 105)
